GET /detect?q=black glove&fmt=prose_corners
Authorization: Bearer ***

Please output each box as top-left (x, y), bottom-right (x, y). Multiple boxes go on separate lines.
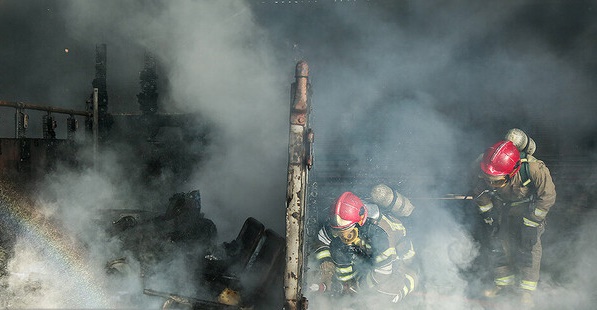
top-left (482, 206), bottom-right (498, 223)
top-left (480, 207), bottom-right (500, 237)
top-left (480, 208), bottom-right (504, 260)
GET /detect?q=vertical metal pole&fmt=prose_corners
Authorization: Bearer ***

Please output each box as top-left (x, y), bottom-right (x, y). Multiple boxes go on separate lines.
top-left (284, 60), bottom-right (311, 310)
top-left (93, 88), bottom-right (99, 166)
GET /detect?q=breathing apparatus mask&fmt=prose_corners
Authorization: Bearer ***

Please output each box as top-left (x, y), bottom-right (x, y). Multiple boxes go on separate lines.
top-left (331, 225), bottom-right (361, 246)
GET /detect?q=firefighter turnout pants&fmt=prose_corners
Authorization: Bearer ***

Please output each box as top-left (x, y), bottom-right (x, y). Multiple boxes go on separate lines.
top-left (494, 203), bottom-right (544, 292)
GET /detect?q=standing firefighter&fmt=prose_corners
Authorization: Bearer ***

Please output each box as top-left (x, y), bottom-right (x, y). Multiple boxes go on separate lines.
top-left (310, 184), bottom-right (419, 306)
top-left (472, 138), bottom-right (556, 308)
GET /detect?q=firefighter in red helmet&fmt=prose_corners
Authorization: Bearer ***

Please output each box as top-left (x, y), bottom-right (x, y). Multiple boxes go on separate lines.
top-left (472, 140), bottom-right (556, 308)
top-left (310, 187), bottom-right (419, 306)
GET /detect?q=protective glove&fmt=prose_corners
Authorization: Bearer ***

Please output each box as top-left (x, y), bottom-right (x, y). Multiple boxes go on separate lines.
top-left (479, 204), bottom-right (505, 259)
top-left (479, 204), bottom-right (500, 236)
top-left (479, 203), bottom-right (499, 226)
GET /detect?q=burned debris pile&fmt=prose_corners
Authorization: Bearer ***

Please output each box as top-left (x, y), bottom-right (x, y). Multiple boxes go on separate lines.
top-left (100, 190), bottom-right (285, 309)
top-left (103, 190), bottom-right (217, 279)
top-left (105, 190), bottom-right (216, 247)
top-left (199, 217), bottom-right (285, 309)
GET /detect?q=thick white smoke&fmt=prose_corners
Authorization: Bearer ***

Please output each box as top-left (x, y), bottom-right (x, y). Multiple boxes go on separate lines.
top-left (0, 0), bottom-right (596, 308)
top-left (63, 0), bottom-right (291, 238)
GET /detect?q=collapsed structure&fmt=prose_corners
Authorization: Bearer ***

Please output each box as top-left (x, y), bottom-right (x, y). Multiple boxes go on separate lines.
top-left (0, 45), bottom-right (317, 309)
top-left (0, 44), bottom-right (208, 184)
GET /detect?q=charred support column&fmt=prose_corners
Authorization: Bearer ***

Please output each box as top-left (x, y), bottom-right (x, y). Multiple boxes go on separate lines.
top-left (284, 61), bottom-right (312, 310)
top-left (137, 52), bottom-right (160, 141)
top-left (15, 108), bottom-right (30, 172)
top-left (93, 88), bottom-right (99, 167)
top-left (43, 112), bottom-right (58, 171)
top-left (67, 115), bottom-right (78, 140)
top-left (138, 52), bottom-right (159, 115)
top-left (42, 113), bottom-right (57, 139)
top-left (15, 108), bottom-right (28, 138)
top-left (86, 43), bottom-right (112, 144)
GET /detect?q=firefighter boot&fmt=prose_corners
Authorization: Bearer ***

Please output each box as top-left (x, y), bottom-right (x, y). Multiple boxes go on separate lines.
top-left (484, 274), bottom-right (515, 298)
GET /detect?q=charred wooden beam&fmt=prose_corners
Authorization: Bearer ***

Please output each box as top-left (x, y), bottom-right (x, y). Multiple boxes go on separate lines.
top-left (0, 100), bottom-right (91, 117)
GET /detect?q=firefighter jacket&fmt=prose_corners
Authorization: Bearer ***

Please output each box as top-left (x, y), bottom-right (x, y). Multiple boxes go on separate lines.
top-left (473, 159), bottom-right (556, 223)
top-left (313, 211), bottom-right (417, 301)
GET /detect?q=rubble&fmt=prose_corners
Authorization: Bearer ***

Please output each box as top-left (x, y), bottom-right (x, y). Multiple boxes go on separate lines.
top-left (98, 190), bottom-right (284, 309)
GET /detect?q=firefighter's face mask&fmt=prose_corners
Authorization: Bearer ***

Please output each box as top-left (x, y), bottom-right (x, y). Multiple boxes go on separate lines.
top-left (332, 226), bottom-right (360, 245)
top-left (482, 174), bottom-right (509, 188)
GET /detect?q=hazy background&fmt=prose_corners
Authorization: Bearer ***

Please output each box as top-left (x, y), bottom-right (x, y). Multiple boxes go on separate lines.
top-left (0, 0), bottom-right (596, 308)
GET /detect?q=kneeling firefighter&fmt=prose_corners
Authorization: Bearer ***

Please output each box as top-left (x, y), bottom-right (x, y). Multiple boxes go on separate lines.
top-left (311, 184), bottom-right (419, 305)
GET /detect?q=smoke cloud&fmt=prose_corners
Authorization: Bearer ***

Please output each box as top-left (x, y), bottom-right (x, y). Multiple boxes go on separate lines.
top-left (0, 0), bottom-right (596, 308)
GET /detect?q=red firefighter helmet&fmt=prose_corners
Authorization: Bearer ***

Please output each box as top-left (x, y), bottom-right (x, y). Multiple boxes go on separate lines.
top-left (480, 140), bottom-right (521, 179)
top-left (329, 192), bottom-right (368, 230)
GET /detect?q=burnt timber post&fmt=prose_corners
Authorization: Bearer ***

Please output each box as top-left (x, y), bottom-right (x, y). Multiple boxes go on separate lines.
top-left (93, 88), bottom-right (99, 167)
top-left (86, 43), bottom-right (112, 144)
top-left (284, 60), bottom-right (312, 310)
top-left (137, 52), bottom-right (159, 115)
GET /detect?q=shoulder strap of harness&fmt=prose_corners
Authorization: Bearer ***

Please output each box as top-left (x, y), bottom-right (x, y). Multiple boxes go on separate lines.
top-left (519, 152), bottom-right (532, 187)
